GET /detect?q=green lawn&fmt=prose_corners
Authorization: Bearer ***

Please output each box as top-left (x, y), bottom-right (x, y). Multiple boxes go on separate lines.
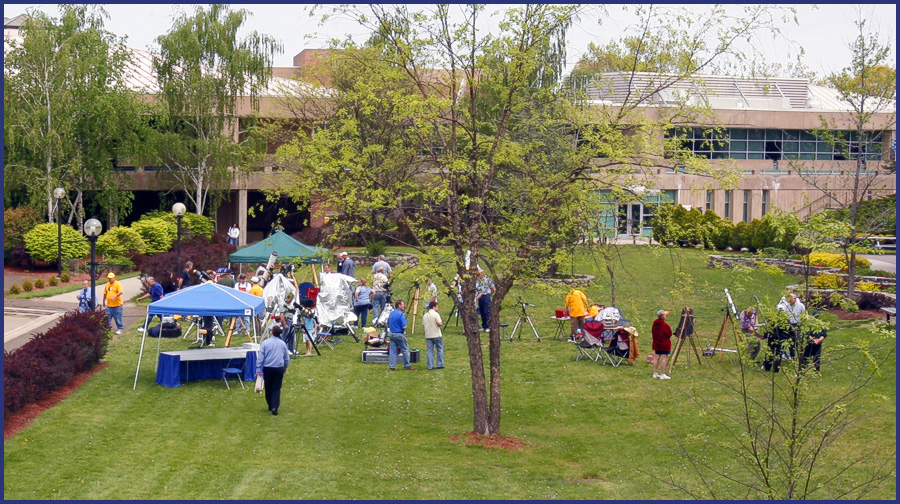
top-left (8, 271), bottom-right (140, 299)
top-left (3, 247), bottom-right (895, 499)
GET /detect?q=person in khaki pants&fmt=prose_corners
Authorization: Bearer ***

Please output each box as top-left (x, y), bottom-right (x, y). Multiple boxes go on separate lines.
top-left (422, 300), bottom-right (444, 370)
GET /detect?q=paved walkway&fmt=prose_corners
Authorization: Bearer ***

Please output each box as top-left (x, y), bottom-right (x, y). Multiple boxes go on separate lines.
top-left (4, 276), bottom-right (147, 352)
top-left (859, 254), bottom-right (895, 274)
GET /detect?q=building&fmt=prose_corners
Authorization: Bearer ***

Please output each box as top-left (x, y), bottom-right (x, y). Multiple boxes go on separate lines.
top-left (584, 73), bottom-right (896, 238)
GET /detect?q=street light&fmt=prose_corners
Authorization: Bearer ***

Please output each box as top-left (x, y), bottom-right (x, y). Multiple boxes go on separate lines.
top-left (84, 218), bottom-right (103, 310)
top-left (172, 202), bottom-right (186, 277)
top-left (53, 187), bottom-right (65, 278)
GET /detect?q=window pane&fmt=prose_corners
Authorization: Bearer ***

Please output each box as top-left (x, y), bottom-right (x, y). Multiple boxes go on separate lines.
top-left (817, 142), bottom-right (832, 152)
top-left (784, 130), bottom-right (800, 140)
top-left (731, 152), bottom-right (747, 159)
top-left (800, 130), bottom-right (817, 140)
top-left (748, 141), bottom-right (765, 152)
top-left (782, 141), bottom-right (799, 153)
top-left (765, 130), bottom-right (782, 140)
top-left (730, 140), bottom-right (747, 151)
top-left (748, 153), bottom-right (764, 160)
top-left (800, 141), bottom-right (817, 153)
top-left (783, 153), bottom-right (798, 160)
top-left (712, 152), bottom-right (729, 159)
top-left (748, 129), bottom-right (764, 140)
top-left (816, 153), bottom-right (833, 160)
top-left (799, 153), bottom-right (815, 160)
top-left (729, 129), bottom-right (747, 139)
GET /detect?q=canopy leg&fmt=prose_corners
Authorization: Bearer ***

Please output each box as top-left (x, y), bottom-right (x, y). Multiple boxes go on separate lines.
top-left (133, 309), bottom-right (152, 390)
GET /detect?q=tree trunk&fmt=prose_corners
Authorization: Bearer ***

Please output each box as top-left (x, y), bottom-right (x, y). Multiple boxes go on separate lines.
top-left (846, 250), bottom-right (857, 296)
top-left (607, 262), bottom-right (616, 306)
top-left (462, 297), bottom-right (490, 435)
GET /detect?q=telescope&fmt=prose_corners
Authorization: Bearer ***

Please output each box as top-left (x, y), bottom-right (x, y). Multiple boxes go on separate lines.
top-left (724, 288), bottom-right (737, 316)
top-left (195, 269), bottom-right (213, 282)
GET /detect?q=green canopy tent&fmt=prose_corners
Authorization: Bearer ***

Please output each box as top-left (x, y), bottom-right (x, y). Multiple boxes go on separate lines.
top-left (229, 231), bottom-right (329, 264)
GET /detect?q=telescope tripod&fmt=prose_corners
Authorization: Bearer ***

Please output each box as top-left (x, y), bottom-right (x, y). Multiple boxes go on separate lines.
top-left (509, 299), bottom-right (541, 342)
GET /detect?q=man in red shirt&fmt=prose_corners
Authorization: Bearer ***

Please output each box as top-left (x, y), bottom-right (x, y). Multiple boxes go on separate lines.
top-left (651, 309), bottom-right (672, 380)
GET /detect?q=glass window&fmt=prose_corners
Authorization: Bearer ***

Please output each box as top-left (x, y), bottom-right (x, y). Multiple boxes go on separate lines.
top-left (748, 129), bottom-right (765, 140)
top-left (765, 130), bottom-right (783, 140)
top-left (724, 190), bottom-right (732, 219)
top-left (742, 190), bottom-right (750, 223)
top-left (783, 130), bottom-right (800, 140)
top-left (800, 131), bottom-right (817, 141)
top-left (729, 128), bottom-right (747, 139)
top-left (783, 153), bottom-right (798, 160)
top-left (782, 141), bottom-right (799, 153)
top-left (748, 153), bottom-right (764, 160)
top-left (706, 190), bottom-right (713, 211)
top-left (730, 140), bottom-right (747, 151)
top-left (748, 141), bottom-right (765, 152)
top-left (800, 141), bottom-right (817, 153)
top-left (731, 152), bottom-right (747, 159)
top-left (761, 190), bottom-right (769, 216)
top-left (799, 153), bottom-right (815, 160)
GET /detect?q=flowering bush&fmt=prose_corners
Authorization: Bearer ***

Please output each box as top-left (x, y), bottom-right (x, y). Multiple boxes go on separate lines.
top-left (855, 282), bottom-right (881, 292)
top-left (4, 310), bottom-right (109, 418)
top-left (807, 252), bottom-right (871, 269)
top-left (810, 274), bottom-right (846, 290)
top-left (24, 223), bottom-right (90, 263)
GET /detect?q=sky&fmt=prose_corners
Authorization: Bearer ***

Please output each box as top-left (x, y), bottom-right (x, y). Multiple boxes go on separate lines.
top-left (4, 3), bottom-right (897, 78)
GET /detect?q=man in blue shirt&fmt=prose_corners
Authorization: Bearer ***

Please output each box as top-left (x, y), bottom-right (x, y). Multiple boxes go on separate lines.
top-left (257, 325), bottom-right (291, 415)
top-left (136, 276), bottom-right (165, 332)
top-left (387, 299), bottom-right (413, 370)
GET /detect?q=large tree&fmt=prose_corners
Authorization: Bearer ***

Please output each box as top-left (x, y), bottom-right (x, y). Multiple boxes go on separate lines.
top-left (151, 4), bottom-right (282, 216)
top-left (793, 13), bottom-right (896, 295)
top-left (272, 4), bottom-right (789, 436)
top-left (4, 5), bottom-right (148, 228)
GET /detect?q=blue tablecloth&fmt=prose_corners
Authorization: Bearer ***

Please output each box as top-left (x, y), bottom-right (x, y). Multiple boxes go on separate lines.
top-left (156, 350), bottom-right (257, 388)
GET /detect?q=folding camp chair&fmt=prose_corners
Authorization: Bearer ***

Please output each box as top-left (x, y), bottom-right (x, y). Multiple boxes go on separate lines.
top-left (602, 329), bottom-right (631, 367)
top-left (574, 330), bottom-right (603, 362)
top-left (222, 358), bottom-right (245, 390)
top-left (315, 328), bottom-right (336, 350)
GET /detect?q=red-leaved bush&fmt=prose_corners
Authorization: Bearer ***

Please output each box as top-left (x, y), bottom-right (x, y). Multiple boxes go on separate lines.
top-left (4, 310), bottom-right (109, 418)
top-left (133, 234), bottom-right (236, 294)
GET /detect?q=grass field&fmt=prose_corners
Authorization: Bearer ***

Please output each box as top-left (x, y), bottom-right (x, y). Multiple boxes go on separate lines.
top-left (3, 247), bottom-right (895, 499)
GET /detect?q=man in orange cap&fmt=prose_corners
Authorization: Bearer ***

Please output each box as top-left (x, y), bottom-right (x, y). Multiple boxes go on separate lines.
top-left (103, 272), bottom-right (125, 335)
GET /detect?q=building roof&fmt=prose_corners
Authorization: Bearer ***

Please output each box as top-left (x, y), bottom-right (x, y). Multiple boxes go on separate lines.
top-left (584, 72), bottom-right (896, 114)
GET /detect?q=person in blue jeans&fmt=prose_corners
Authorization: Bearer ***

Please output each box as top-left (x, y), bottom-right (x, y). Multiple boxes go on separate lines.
top-left (387, 299), bottom-right (414, 370)
top-left (353, 278), bottom-right (373, 327)
top-left (136, 276), bottom-right (165, 332)
top-left (475, 269), bottom-right (495, 332)
top-left (422, 300), bottom-right (444, 370)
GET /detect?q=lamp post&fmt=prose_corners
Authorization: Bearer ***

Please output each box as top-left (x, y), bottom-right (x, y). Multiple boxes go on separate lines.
top-left (53, 187), bottom-right (65, 278)
top-left (172, 203), bottom-right (186, 276)
top-left (84, 218), bottom-right (103, 310)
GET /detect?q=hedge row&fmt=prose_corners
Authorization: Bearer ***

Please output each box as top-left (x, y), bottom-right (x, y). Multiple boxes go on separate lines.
top-left (4, 310), bottom-right (109, 418)
top-left (652, 205), bottom-right (801, 252)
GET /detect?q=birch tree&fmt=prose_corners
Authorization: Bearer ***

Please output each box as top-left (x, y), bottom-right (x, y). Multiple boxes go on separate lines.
top-left (152, 4), bottom-right (282, 216)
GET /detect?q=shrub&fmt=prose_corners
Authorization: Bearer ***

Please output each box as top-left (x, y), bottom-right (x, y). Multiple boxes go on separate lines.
top-left (96, 226), bottom-right (147, 258)
top-left (698, 210), bottom-right (725, 249)
top-left (136, 234), bottom-right (236, 293)
top-left (811, 274), bottom-right (846, 290)
top-left (60, 272), bottom-right (71, 283)
top-left (48, 276), bottom-right (59, 287)
top-left (868, 269), bottom-right (896, 279)
top-left (807, 252), bottom-right (871, 269)
top-left (759, 247), bottom-right (790, 259)
top-left (8, 284), bottom-right (21, 295)
top-left (105, 256), bottom-right (136, 273)
top-left (24, 223), bottom-right (89, 263)
top-left (34, 278), bottom-right (45, 289)
top-left (4, 206), bottom-right (43, 257)
top-left (131, 218), bottom-right (175, 254)
top-left (140, 210), bottom-right (214, 240)
top-left (4, 310), bottom-right (109, 418)
top-left (884, 285), bottom-right (896, 294)
top-left (712, 220), bottom-right (734, 250)
top-left (364, 240), bottom-right (387, 257)
top-left (729, 221), bottom-right (750, 251)
top-left (855, 282), bottom-right (881, 292)
top-left (9, 245), bottom-right (32, 269)
top-left (21, 280), bottom-right (33, 292)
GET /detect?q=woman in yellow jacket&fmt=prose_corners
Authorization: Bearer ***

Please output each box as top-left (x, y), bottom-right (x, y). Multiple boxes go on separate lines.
top-left (565, 288), bottom-right (588, 342)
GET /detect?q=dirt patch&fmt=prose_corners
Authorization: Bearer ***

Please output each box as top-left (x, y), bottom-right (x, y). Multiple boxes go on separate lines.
top-left (449, 432), bottom-right (529, 451)
top-left (4, 362), bottom-right (108, 441)
top-left (826, 308), bottom-right (885, 321)
top-left (4, 267), bottom-right (92, 291)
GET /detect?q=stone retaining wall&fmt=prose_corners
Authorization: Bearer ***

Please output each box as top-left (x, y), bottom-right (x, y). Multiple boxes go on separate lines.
top-left (708, 255), bottom-right (896, 287)
top-left (336, 253), bottom-right (419, 271)
top-left (785, 286), bottom-right (897, 309)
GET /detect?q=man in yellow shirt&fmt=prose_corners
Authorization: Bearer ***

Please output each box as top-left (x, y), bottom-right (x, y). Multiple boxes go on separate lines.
top-left (249, 276), bottom-right (264, 297)
top-left (103, 272), bottom-right (125, 335)
top-left (565, 287), bottom-right (588, 342)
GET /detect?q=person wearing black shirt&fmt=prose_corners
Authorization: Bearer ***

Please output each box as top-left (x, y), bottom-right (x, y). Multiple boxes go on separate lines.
top-left (178, 261), bottom-right (194, 290)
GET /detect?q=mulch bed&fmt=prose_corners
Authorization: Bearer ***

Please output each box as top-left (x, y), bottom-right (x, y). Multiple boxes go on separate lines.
top-left (5, 266), bottom-right (92, 290)
top-left (826, 308), bottom-right (885, 321)
top-left (3, 362), bottom-right (108, 441)
top-left (449, 432), bottom-right (528, 451)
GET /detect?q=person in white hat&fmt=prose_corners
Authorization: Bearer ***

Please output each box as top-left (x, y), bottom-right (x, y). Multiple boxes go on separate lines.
top-left (250, 276), bottom-right (264, 297)
top-left (651, 309), bottom-right (672, 379)
top-left (338, 251), bottom-right (355, 278)
top-left (103, 272), bottom-right (125, 334)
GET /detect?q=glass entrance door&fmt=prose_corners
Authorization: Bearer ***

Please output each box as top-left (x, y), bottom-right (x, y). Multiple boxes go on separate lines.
top-left (617, 203), bottom-right (643, 236)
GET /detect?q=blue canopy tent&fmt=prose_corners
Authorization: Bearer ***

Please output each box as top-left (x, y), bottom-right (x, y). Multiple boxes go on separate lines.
top-left (132, 282), bottom-right (266, 389)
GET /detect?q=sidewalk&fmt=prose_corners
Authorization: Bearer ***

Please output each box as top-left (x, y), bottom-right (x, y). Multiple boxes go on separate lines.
top-left (38, 275), bottom-right (145, 308)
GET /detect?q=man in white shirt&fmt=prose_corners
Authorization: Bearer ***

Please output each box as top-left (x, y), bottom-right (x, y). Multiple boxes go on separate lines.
top-left (233, 273), bottom-right (252, 334)
top-left (422, 300), bottom-right (444, 370)
top-left (777, 292), bottom-right (806, 359)
top-left (227, 223), bottom-right (240, 246)
top-left (424, 278), bottom-right (438, 303)
top-left (372, 266), bottom-right (389, 320)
